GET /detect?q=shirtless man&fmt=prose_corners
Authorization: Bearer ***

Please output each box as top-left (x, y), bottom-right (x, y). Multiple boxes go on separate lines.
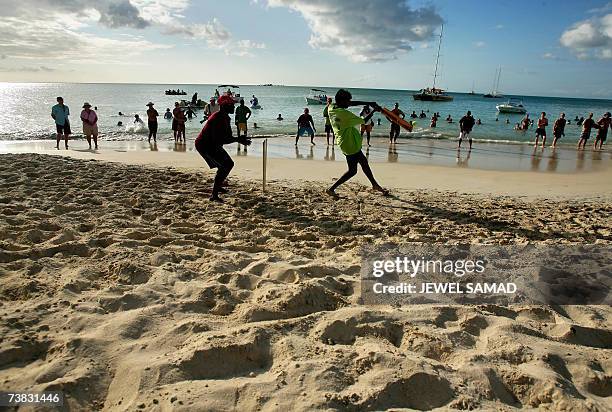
top-left (593, 112), bottom-right (610, 150)
top-left (551, 113), bottom-right (566, 148)
top-left (577, 113), bottom-right (596, 150)
top-left (534, 112), bottom-right (548, 148)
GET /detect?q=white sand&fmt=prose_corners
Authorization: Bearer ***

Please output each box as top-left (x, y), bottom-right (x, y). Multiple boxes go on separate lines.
top-left (0, 153), bottom-right (611, 411)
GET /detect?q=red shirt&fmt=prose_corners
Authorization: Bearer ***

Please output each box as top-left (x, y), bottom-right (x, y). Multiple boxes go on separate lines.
top-left (195, 111), bottom-right (232, 148)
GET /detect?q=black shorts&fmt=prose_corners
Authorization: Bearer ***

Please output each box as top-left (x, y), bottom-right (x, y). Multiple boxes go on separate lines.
top-left (580, 131), bottom-right (591, 140)
top-left (535, 127), bottom-right (546, 136)
top-left (195, 143), bottom-right (232, 170)
top-left (325, 124), bottom-right (333, 133)
top-left (148, 121), bottom-right (158, 133)
top-left (172, 119), bottom-right (185, 131)
top-left (56, 121), bottom-right (71, 135)
top-left (596, 131), bottom-right (607, 142)
top-left (553, 132), bottom-right (563, 139)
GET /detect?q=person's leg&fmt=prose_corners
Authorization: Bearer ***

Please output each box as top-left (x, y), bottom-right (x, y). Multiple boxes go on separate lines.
top-left (541, 134), bottom-right (546, 148)
top-left (458, 131), bottom-right (463, 148)
top-left (64, 133), bottom-right (69, 149)
top-left (366, 130), bottom-right (371, 146)
top-left (93, 131), bottom-right (98, 149)
top-left (328, 153), bottom-right (359, 193)
top-left (310, 131), bottom-right (315, 145)
top-left (212, 152), bottom-right (234, 200)
top-left (56, 133), bottom-right (61, 149)
top-left (86, 133), bottom-right (92, 149)
top-left (468, 138), bottom-right (472, 150)
top-left (356, 151), bottom-right (384, 191)
top-left (295, 130), bottom-right (300, 146)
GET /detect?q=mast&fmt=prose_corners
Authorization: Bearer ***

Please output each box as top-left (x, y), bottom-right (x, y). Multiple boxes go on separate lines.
top-left (432, 24), bottom-right (443, 90)
top-left (496, 66), bottom-right (502, 95)
top-left (491, 67), bottom-right (499, 95)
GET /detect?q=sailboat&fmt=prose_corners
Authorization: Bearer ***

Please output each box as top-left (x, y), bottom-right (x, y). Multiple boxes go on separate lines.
top-left (483, 67), bottom-right (503, 98)
top-left (413, 24), bottom-right (453, 102)
top-left (468, 81), bottom-right (475, 95)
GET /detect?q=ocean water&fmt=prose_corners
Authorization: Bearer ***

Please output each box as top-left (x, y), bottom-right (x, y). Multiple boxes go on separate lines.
top-left (0, 82), bottom-right (610, 145)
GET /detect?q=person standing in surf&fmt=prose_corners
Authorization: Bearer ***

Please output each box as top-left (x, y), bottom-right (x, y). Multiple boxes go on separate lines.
top-left (360, 105), bottom-right (374, 147)
top-left (593, 112), bottom-right (610, 150)
top-left (389, 103), bottom-right (405, 143)
top-left (551, 113), bottom-right (566, 148)
top-left (534, 112), bottom-right (548, 148)
top-left (51, 96), bottom-right (71, 150)
top-left (326, 89), bottom-right (388, 198)
top-left (235, 99), bottom-right (252, 151)
top-left (458, 110), bottom-right (475, 150)
top-left (577, 113), bottom-right (596, 150)
top-left (195, 95), bottom-right (251, 202)
top-left (323, 97), bottom-right (334, 146)
top-left (146, 102), bottom-right (159, 143)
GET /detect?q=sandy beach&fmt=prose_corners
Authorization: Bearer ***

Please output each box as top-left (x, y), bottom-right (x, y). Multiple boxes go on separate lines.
top-left (0, 150), bottom-right (611, 411)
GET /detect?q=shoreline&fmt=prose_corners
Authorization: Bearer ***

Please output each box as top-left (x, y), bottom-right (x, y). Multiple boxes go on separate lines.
top-left (1, 139), bottom-right (610, 200)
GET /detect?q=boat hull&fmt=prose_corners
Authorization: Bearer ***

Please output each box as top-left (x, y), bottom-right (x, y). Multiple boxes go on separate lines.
top-left (496, 106), bottom-right (526, 114)
top-left (305, 97), bottom-right (326, 105)
top-left (413, 94), bottom-right (453, 102)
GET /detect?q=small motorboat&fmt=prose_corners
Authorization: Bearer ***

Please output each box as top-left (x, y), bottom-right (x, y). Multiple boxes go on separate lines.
top-left (165, 90), bottom-right (187, 96)
top-left (305, 89), bottom-right (327, 105)
top-left (219, 85), bottom-right (241, 103)
top-left (496, 98), bottom-right (527, 114)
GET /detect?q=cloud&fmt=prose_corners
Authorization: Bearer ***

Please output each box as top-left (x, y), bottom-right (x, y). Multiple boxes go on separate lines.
top-left (560, 13), bottom-right (612, 59)
top-left (265, 0), bottom-right (443, 62)
top-left (473, 41), bottom-right (486, 48)
top-left (542, 52), bottom-right (561, 60)
top-left (0, 0), bottom-right (264, 62)
top-left (0, 16), bottom-right (169, 62)
top-left (495, 24), bottom-right (504, 29)
top-left (0, 65), bottom-right (56, 72)
top-left (161, 17), bottom-right (265, 56)
top-left (98, 0), bottom-right (149, 29)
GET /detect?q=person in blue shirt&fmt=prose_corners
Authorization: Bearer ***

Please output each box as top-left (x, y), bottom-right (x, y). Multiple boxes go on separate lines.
top-left (51, 96), bottom-right (71, 149)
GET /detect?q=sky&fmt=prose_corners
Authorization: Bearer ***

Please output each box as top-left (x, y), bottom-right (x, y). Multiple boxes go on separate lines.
top-left (0, 0), bottom-right (610, 98)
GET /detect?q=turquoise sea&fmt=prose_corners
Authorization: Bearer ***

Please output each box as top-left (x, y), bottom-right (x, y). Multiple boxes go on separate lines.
top-left (0, 83), bottom-right (609, 145)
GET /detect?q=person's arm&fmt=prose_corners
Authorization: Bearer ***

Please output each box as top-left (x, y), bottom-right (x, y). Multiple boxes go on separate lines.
top-left (246, 108), bottom-right (251, 120)
top-left (51, 107), bottom-right (56, 120)
top-left (309, 115), bottom-right (315, 131)
top-left (348, 100), bottom-right (377, 107)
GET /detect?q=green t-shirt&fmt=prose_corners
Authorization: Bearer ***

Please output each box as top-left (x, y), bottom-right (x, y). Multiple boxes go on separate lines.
top-left (323, 105), bottom-right (331, 126)
top-left (235, 105), bottom-right (251, 124)
top-left (329, 106), bottom-right (364, 155)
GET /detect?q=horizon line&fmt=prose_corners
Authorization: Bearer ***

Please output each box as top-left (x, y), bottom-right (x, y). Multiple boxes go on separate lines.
top-left (0, 80), bottom-right (610, 101)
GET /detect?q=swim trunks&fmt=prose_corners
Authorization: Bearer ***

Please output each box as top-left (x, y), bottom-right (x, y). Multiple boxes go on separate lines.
top-left (56, 121), bottom-right (71, 135)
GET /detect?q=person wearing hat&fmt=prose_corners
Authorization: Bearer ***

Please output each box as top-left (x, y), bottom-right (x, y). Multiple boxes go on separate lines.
top-left (51, 96), bottom-right (71, 149)
top-left (146, 102), bottom-right (159, 143)
top-left (194, 95), bottom-right (251, 202)
top-left (594, 112), bottom-right (611, 150)
top-left (80, 102), bottom-right (98, 150)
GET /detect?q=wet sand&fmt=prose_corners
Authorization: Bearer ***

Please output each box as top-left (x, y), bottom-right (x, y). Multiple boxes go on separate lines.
top-left (0, 138), bottom-right (611, 200)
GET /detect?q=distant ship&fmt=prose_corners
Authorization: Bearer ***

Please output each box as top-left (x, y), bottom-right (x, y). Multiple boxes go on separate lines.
top-left (413, 24), bottom-right (453, 102)
top-left (483, 67), bottom-right (504, 98)
top-left (468, 81), bottom-right (475, 95)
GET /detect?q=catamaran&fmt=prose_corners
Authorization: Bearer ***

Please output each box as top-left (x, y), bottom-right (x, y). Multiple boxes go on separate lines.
top-left (413, 24), bottom-right (453, 102)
